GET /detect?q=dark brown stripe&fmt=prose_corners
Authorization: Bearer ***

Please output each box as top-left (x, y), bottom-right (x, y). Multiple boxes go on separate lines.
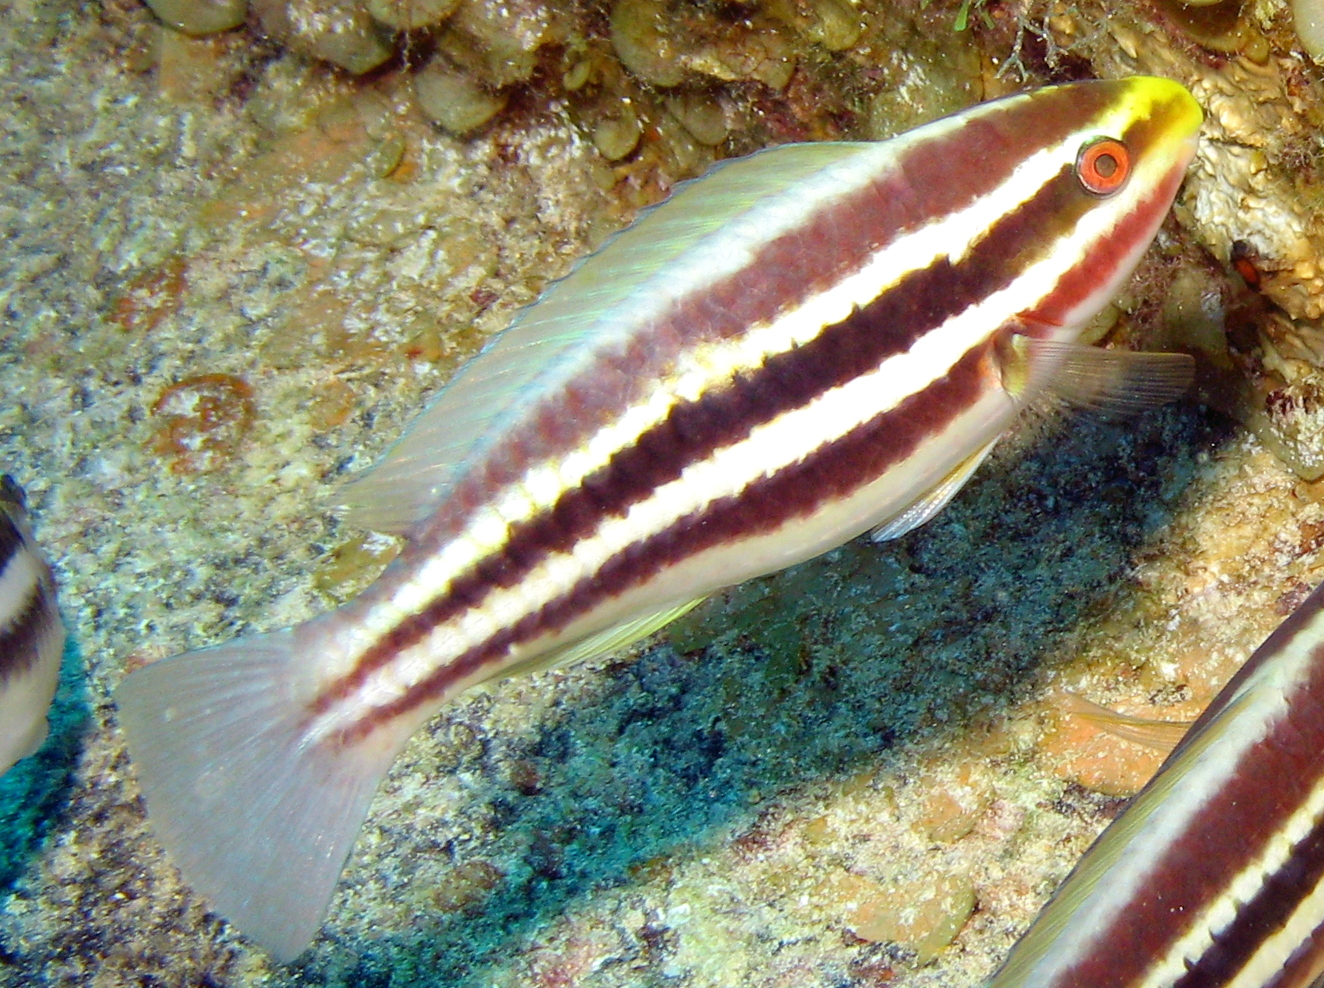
top-left (341, 342), bottom-right (994, 739)
top-left (326, 83), bottom-right (1194, 730)
top-left (413, 82), bottom-right (1128, 533)
top-left (1268, 913), bottom-right (1324, 988)
top-left (0, 548), bottom-right (57, 686)
top-left (1172, 595), bottom-right (1324, 988)
top-left (318, 157), bottom-right (1098, 721)
top-left (1175, 798), bottom-right (1324, 988)
top-left (1049, 616), bottom-right (1324, 987)
top-left (0, 508), bottom-right (22, 574)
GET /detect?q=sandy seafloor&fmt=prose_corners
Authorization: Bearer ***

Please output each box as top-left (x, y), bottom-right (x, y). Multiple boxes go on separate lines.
top-left (3, 0), bottom-right (1324, 986)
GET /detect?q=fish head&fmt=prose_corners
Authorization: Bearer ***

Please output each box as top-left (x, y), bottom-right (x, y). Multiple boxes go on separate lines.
top-left (987, 75), bottom-right (1202, 341)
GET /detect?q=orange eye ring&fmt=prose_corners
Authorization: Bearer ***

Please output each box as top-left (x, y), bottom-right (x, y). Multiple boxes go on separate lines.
top-left (1075, 138), bottom-right (1131, 197)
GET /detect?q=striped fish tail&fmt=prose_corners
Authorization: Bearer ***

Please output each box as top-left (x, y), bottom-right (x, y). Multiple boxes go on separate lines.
top-left (114, 623), bottom-right (411, 962)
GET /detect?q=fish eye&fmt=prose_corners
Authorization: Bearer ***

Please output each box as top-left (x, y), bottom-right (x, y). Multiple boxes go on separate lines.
top-left (1075, 137), bottom-right (1131, 196)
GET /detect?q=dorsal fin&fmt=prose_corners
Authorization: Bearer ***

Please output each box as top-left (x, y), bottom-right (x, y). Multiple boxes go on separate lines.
top-left (332, 141), bottom-right (882, 534)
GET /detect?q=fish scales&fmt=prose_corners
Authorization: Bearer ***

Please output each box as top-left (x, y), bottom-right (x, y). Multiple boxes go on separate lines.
top-left (989, 580), bottom-right (1324, 988)
top-left (114, 77), bottom-right (1203, 960)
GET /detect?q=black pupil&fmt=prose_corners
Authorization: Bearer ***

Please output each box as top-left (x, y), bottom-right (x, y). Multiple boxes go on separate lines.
top-left (1093, 152), bottom-right (1118, 178)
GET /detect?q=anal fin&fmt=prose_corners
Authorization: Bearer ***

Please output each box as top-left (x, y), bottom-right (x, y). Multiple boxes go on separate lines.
top-left (480, 597), bottom-right (708, 684)
top-left (870, 436), bottom-right (1000, 543)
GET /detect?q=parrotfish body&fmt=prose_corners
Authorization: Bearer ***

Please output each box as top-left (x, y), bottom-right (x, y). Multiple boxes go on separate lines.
top-left (990, 578), bottom-right (1324, 988)
top-left (115, 76), bottom-right (1203, 961)
top-left (0, 476), bottom-right (64, 778)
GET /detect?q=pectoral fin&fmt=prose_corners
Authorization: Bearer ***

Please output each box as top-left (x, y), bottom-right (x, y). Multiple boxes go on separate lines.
top-left (1000, 334), bottom-right (1194, 415)
top-left (1060, 691), bottom-right (1193, 753)
top-left (870, 436), bottom-right (1001, 543)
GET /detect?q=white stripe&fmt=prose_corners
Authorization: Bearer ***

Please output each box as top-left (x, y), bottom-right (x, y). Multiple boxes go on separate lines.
top-left (1010, 608), bottom-right (1324, 988)
top-left (1224, 823), bottom-right (1324, 988)
top-left (345, 123), bottom-right (1098, 652)
top-left (0, 545), bottom-right (42, 636)
top-left (315, 151), bottom-right (1161, 732)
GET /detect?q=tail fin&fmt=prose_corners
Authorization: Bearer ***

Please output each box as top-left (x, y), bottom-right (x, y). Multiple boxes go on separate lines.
top-left (114, 627), bottom-right (407, 962)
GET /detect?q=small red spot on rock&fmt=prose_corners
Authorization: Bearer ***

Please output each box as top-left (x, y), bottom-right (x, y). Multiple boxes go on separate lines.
top-left (469, 286), bottom-right (499, 310)
top-left (111, 257), bottom-right (188, 335)
top-left (151, 374), bottom-right (256, 474)
top-left (1276, 578), bottom-right (1313, 616)
top-left (508, 758), bottom-right (544, 795)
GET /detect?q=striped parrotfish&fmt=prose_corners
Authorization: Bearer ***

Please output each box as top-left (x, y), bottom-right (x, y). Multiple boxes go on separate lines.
top-left (989, 579), bottom-right (1324, 988)
top-left (0, 476), bottom-right (64, 778)
top-left (114, 76), bottom-right (1203, 961)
